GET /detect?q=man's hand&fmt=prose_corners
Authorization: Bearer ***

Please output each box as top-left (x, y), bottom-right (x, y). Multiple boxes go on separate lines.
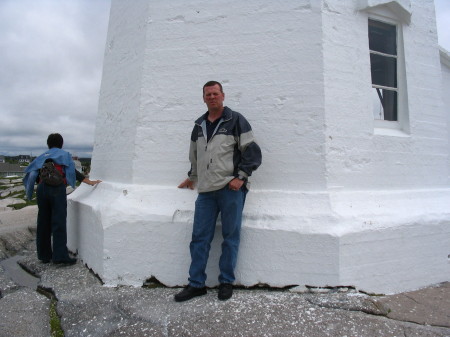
top-left (228, 178), bottom-right (244, 191)
top-left (178, 178), bottom-right (195, 190)
top-left (83, 178), bottom-right (102, 186)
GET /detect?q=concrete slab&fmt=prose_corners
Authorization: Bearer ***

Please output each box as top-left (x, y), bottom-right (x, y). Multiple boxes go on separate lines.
top-left (0, 264), bottom-right (19, 296)
top-left (374, 282), bottom-right (450, 328)
top-left (0, 287), bottom-right (51, 337)
top-left (18, 255), bottom-right (450, 337)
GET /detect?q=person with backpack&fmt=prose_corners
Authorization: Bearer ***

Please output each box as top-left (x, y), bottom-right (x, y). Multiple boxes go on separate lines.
top-left (23, 133), bottom-right (101, 265)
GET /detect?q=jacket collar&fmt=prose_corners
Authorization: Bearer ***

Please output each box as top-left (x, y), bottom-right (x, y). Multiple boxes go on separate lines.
top-left (195, 106), bottom-right (232, 125)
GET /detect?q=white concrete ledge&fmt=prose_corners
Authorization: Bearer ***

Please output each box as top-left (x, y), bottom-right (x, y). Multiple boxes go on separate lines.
top-left (67, 183), bottom-right (450, 294)
top-left (358, 0), bottom-right (412, 24)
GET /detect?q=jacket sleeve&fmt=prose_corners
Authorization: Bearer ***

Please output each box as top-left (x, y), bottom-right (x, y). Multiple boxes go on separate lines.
top-left (23, 170), bottom-right (38, 201)
top-left (187, 126), bottom-right (198, 181)
top-left (236, 116), bottom-right (262, 178)
top-left (75, 169), bottom-right (85, 182)
top-left (63, 152), bottom-right (76, 188)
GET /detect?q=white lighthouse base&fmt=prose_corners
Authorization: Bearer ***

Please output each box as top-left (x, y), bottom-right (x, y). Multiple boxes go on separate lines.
top-left (67, 183), bottom-right (450, 294)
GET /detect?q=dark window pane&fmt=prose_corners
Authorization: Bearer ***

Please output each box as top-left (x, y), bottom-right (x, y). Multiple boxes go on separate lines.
top-left (382, 89), bottom-right (397, 121)
top-left (370, 53), bottom-right (397, 87)
top-left (369, 19), bottom-right (397, 55)
top-left (373, 88), bottom-right (397, 121)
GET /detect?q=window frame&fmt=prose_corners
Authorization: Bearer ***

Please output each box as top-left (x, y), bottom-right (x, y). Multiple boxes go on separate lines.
top-left (368, 14), bottom-right (410, 134)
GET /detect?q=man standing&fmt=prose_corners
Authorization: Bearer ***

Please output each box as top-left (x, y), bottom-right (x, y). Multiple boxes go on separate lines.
top-left (176, 81), bottom-right (262, 301)
top-left (24, 133), bottom-right (101, 265)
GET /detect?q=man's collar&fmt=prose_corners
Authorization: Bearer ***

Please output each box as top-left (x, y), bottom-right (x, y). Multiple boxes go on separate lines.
top-left (196, 106), bottom-right (232, 125)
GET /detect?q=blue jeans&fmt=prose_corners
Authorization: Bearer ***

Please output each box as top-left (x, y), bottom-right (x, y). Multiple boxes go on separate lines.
top-left (36, 183), bottom-right (70, 262)
top-left (188, 185), bottom-right (247, 288)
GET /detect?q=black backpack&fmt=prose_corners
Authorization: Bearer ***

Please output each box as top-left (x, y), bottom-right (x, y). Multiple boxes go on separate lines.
top-left (40, 161), bottom-right (65, 186)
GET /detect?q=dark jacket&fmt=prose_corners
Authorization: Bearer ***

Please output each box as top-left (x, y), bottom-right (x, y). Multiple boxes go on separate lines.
top-left (188, 106), bottom-right (262, 193)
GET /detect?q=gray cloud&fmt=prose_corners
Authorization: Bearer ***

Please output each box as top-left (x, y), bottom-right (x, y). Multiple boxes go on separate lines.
top-left (435, 0), bottom-right (450, 51)
top-left (0, 0), bottom-right (110, 157)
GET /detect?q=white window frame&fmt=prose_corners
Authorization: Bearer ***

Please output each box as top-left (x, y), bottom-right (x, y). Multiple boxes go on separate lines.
top-left (368, 12), bottom-right (410, 135)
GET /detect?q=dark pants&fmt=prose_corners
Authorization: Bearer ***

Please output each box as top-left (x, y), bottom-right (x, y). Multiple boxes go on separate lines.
top-left (36, 183), bottom-right (70, 262)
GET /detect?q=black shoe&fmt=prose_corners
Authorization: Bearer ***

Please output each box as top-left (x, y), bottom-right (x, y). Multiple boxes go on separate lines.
top-left (218, 283), bottom-right (233, 301)
top-left (174, 286), bottom-right (207, 302)
top-left (53, 257), bottom-right (77, 265)
top-left (39, 259), bottom-right (51, 264)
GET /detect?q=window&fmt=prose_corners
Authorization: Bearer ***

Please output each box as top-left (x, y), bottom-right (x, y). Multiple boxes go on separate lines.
top-left (369, 19), bottom-right (398, 121)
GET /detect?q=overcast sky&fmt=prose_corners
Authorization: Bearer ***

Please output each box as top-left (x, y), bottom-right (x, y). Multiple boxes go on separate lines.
top-left (0, 0), bottom-right (449, 158)
top-left (0, 0), bottom-right (111, 158)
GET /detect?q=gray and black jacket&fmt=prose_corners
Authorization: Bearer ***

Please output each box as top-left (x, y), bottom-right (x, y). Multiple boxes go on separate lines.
top-left (188, 106), bottom-right (262, 193)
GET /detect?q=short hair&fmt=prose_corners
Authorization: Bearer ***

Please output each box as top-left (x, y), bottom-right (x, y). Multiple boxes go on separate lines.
top-left (203, 81), bottom-right (223, 94)
top-left (47, 133), bottom-right (64, 149)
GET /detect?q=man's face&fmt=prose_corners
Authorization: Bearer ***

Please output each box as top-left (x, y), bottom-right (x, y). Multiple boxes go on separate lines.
top-left (203, 84), bottom-right (224, 111)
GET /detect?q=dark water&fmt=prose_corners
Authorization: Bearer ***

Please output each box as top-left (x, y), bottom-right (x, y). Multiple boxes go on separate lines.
top-left (0, 255), bottom-right (39, 289)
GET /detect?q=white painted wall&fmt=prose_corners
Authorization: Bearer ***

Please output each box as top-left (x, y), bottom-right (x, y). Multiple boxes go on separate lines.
top-left (323, 0), bottom-right (448, 191)
top-left (91, 0), bottom-right (328, 192)
top-left (91, 0), bottom-right (149, 183)
top-left (68, 0), bottom-right (450, 294)
top-left (441, 48), bottom-right (450, 183)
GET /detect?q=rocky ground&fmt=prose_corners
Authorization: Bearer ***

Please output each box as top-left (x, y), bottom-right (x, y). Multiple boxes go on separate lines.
top-left (0, 176), bottom-right (29, 211)
top-left (0, 175), bottom-right (75, 212)
top-left (0, 206), bottom-right (449, 337)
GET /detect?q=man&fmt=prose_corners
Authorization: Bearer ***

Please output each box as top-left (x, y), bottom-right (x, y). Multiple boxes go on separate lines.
top-left (176, 81), bottom-right (262, 301)
top-left (23, 133), bottom-right (101, 265)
